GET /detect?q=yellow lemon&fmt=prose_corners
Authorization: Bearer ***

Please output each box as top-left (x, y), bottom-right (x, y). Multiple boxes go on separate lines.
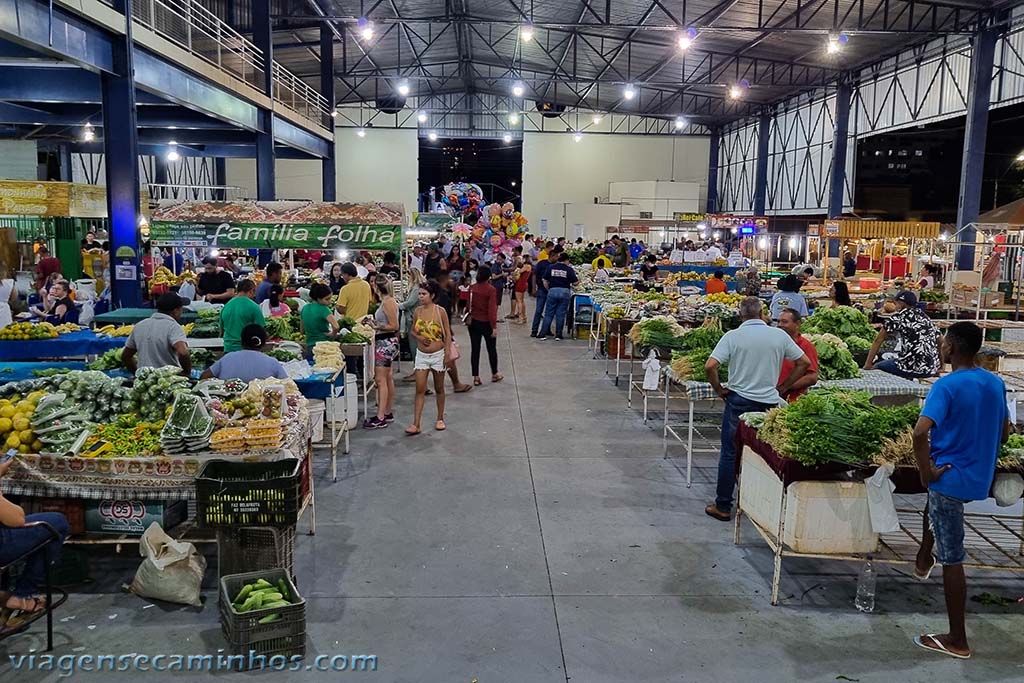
top-left (31, 439), bottom-right (42, 452)
top-left (0, 417), bottom-right (11, 433)
top-left (12, 417), bottom-right (29, 432)
top-left (15, 401), bottom-right (31, 413)
top-left (18, 429), bottom-right (32, 443)
top-left (0, 405), bottom-right (14, 419)
top-left (17, 444), bottom-right (28, 453)
top-left (5, 434), bottom-right (20, 449)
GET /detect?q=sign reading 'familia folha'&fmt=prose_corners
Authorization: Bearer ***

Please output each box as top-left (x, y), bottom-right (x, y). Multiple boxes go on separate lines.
top-left (150, 200), bottom-right (405, 251)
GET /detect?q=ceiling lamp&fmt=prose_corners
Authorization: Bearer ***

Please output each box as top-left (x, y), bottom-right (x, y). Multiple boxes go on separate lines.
top-left (503, 133), bottom-right (512, 144)
top-left (397, 80), bottom-right (410, 96)
top-left (592, 114), bottom-right (603, 125)
top-left (674, 116), bottom-right (687, 130)
top-left (508, 112), bottom-right (520, 124)
top-left (357, 17), bottom-right (374, 41)
top-left (1016, 151), bottom-right (1024, 162)
top-left (827, 32), bottom-right (849, 55)
top-left (573, 132), bottom-right (583, 143)
top-left (511, 80), bottom-right (525, 98)
top-left (427, 131), bottom-right (438, 142)
top-left (330, 109), bottom-right (339, 118)
top-left (520, 23), bottom-right (534, 42)
top-left (729, 85), bottom-right (743, 99)
top-left (677, 27), bottom-right (698, 51)
top-left (166, 140), bottom-right (179, 162)
top-left (82, 122), bottom-right (95, 142)
top-left (356, 127), bottom-right (366, 138)
top-left (417, 111), bottom-right (428, 123)
top-left (623, 83), bottom-right (636, 100)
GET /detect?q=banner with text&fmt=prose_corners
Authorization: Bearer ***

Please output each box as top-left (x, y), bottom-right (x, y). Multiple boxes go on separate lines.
top-left (148, 222), bottom-right (402, 251)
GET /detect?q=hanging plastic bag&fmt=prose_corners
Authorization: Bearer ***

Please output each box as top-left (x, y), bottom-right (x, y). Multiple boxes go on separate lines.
top-left (129, 522), bottom-right (206, 606)
top-left (865, 465), bottom-right (899, 533)
top-left (642, 350), bottom-right (661, 391)
top-left (992, 473), bottom-right (1024, 507)
top-left (78, 299), bottom-right (95, 326)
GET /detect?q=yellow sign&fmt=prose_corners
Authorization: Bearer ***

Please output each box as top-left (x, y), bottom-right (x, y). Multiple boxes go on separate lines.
top-left (0, 181), bottom-right (69, 217)
top-left (833, 220), bottom-right (940, 239)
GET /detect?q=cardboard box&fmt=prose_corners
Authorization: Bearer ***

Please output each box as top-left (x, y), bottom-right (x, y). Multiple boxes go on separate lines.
top-left (84, 500), bottom-right (188, 536)
top-left (952, 290), bottom-right (1003, 309)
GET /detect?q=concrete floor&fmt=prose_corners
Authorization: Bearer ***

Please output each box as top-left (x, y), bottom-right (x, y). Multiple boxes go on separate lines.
top-left (3, 303), bottom-right (1024, 682)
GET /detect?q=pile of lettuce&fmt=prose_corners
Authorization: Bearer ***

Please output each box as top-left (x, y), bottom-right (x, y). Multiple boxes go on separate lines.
top-left (805, 333), bottom-right (861, 380)
top-left (802, 306), bottom-right (876, 348)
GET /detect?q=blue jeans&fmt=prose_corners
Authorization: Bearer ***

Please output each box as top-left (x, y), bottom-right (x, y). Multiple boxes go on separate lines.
top-left (0, 512), bottom-right (69, 597)
top-left (717, 393), bottom-right (776, 512)
top-left (541, 288), bottom-right (571, 337)
top-left (873, 358), bottom-right (932, 380)
top-left (927, 489), bottom-right (967, 565)
top-left (531, 289), bottom-right (548, 335)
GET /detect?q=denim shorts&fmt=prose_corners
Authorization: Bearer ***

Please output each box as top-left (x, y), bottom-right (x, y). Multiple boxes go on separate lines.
top-left (928, 489), bottom-right (967, 565)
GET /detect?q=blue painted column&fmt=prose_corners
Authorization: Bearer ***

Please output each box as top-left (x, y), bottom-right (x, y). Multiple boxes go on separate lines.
top-left (320, 23), bottom-right (337, 202)
top-left (752, 112), bottom-right (771, 215)
top-left (252, 0), bottom-right (275, 200)
top-left (706, 127), bottom-right (720, 214)
top-left (828, 80), bottom-right (853, 219)
top-left (101, 0), bottom-right (142, 308)
top-left (956, 24), bottom-right (999, 270)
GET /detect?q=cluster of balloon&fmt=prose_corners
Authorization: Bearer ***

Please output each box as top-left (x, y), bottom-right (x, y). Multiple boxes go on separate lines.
top-left (442, 182), bottom-right (529, 256)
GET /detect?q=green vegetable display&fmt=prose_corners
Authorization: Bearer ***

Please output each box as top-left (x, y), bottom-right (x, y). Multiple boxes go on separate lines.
top-left (132, 367), bottom-right (191, 422)
top-left (230, 577), bottom-right (297, 619)
top-left (801, 306), bottom-right (876, 343)
top-left (758, 389), bottom-right (920, 466)
top-left (805, 334), bottom-right (861, 380)
top-left (844, 336), bottom-right (872, 353)
top-left (189, 348), bottom-right (216, 368)
top-left (338, 332), bottom-right (371, 344)
top-left (919, 290), bottom-right (947, 303)
top-left (87, 348), bottom-right (125, 370)
top-left (190, 309), bottom-right (221, 338)
top-left (264, 315), bottom-right (299, 342)
top-left (266, 348), bottom-right (300, 363)
top-left (55, 371), bottom-right (133, 423)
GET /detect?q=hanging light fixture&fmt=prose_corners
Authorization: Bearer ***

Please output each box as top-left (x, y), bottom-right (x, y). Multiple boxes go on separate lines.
top-left (427, 131), bottom-right (438, 142)
top-left (592, 114), bottom-right (603, 125)
top-left (729, 85), bottom-right (743, 99)
top-left (166, 140), bottom-right (180, 162)
top-left (357, 17), bottom-right (374, 41)
top-left (503, 133), bottom-right (512, 144)
top-left (573, 132), bottom-right (583, 143)
top-left (623, 83), bottom-right (636, 100)
top-left (674, 116), bottom-right (687, 130)
top-left (417, 111), bottom-right (428, 123)
top-left (82, 122), bottom-right (95, 142)
top-left (356, 127), bottom-right (367, 138)
top-left (520, 23), bottom-right (534, 42)
top-left (508, 112), bottom-right (520, 125)
top-left (511, 80), bottom-right (525, 98)
top-left (397, 79), bottom-right (410, 96)
top-left (677, 27), bottom-right (698, 51)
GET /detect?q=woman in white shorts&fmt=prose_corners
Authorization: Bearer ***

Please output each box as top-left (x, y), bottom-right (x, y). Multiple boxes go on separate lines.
top-left (406, 281), bottom-right (453, 435)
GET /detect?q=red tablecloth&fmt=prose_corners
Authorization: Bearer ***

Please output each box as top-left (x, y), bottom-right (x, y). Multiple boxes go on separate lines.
top-left (736, 421), bottom-right (926, 494)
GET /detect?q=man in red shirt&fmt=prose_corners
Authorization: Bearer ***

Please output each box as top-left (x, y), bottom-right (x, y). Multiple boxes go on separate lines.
top-left (777, 308), bottom-right (819, 400)
top-left (34, 246), bottom-right (62, 294)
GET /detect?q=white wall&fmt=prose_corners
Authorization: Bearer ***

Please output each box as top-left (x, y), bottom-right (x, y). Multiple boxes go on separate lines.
top-left (0, 141), bottom-right (39, 180)
top-left (535, 202), bottom-right (623, 241)
top-left (522, 132), bottom-right (709, 238)
top-left (225, 127), bottom-right (420, 221)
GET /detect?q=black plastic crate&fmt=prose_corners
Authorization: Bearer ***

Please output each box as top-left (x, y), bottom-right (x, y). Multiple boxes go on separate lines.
top-left (220, 568), bottom-right (305, 663)
top-left (217, 526), bottom-right (295, 581)
top-left (196, 459), bottom-right (301, 528)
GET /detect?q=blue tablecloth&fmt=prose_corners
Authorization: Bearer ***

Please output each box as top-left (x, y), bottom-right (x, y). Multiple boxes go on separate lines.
top-left (294, 371), bottom-right (344, 400)
top-left (0, 361), bottom-right (88, 383)
top-left (0, 330), bottom-right (127, 361)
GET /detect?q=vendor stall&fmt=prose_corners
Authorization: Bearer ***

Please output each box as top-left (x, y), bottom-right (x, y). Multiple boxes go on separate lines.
top-left (815, 219), bottom-right (942, 284)
top-left (0, 328), bottom-right (127, 361)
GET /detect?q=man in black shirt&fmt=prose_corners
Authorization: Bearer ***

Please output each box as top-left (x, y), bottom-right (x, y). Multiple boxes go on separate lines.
top-left (538, 253), bottom-right (578, 341)
top-left (531, 252), bottom-right (552, 338)
top-left (197, 257), bottom-right (235, 303)
top-left (423, 244), bottom-right (445, 279)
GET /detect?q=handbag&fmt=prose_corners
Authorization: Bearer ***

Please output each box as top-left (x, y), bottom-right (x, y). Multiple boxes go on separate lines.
top-left (443, 304), bottom-right (461, 361)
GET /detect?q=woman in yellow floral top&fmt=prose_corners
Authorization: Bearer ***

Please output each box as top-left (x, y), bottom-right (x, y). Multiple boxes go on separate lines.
top-left (406, 281), bottom-right (453, 435)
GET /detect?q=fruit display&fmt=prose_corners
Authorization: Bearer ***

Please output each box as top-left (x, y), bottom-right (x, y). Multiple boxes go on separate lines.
top-left (94, 324), bottom-right (134, 337)
top-left (0, 322), bottom-right (57, 340)
top-left (664, 271), bottom-right (734, 286)
top-left (53, 323), bottom-right (84, 334)
top-left (229, 576), bottom-right (298, 620)
top-left (704, 292), bottom-right (745, 307)
top-left (0, 392), bottom-right (45, 454)
top-left (86, 417), bottom-right (164, 456)
top-left (150, 266), bottom-right (180, 288)
top-left (132, 366), bottom-right (191, 422)
top-left (605, 306), bottom-right (627, 319)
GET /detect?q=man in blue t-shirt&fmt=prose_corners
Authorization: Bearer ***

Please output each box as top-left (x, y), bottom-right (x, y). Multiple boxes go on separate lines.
top-left (537, 253), bottom-right (578, 340)
top-left (911, 321), bottom-right (1010, 660)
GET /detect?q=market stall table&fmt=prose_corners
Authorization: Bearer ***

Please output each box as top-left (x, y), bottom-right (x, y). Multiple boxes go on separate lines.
top-left (0, 361), bottom-right (88, 383)
top-left (293, 368), bottom-right (350, 482)
top-left (661, 369), bottom-right (931, 487)
top-left (733, 422), bottom-right (1024, 605)
top-left (92, 308), bottom-right (198, 326)
top-left (0, 330), bottom-right (126, 361)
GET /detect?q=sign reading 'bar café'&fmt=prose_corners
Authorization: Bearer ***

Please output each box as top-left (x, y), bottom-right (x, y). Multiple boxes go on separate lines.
top-left (150, 200), bottom-right (405, 251)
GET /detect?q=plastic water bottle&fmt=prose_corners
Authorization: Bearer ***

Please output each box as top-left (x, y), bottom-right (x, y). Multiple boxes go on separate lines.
top-left (854, 555), bottom-right (876, 613)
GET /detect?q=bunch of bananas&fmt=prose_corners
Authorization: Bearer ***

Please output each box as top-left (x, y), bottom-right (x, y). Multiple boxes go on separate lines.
top-left (94, 324), bottom-right (134, 337)
top-left (0, 322), bottom-right (57, 340)
top-left (52, 323), bottom-right (84, 334)
top-left (151, 266), bottom-right (180, 287)
top-left (178, 270), bottom-right (197, 284)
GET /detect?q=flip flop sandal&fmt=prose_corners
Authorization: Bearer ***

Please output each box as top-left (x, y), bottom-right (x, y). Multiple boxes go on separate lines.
top-left (404, 426), bottom-right (422, 436)
top-left (473, 378), bottom-right (483, 386)
top-left (914, 634), bottom-right (971, 659)
top-left (454, 385), bottom-right (472, 393)
top-left (491, 374), bottom-right (504, 383)
top-left (435, 420), bottom-right (447, 431)
top-left (913, 555), bottom-right (938, 581)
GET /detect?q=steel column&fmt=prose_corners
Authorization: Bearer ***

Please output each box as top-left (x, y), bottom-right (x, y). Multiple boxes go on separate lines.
top-left (707, 127), bottom-right (721, 214)
top-left (828, 80), bottom-right (853, 219)
top-left (321, 23), bottom-right (337, 201)
top-left (101, 0), bottom-right (142, 308)
top-left (58, 144), bottom-right (73, 182)
top-left (956, 24), bottom-right (999, 270)
top-left (752, 112), bottom-right (771, 216)
top-left (214, 158), bottom-right (227, 187)
top-left (253, 0), bottom-right (275, 200)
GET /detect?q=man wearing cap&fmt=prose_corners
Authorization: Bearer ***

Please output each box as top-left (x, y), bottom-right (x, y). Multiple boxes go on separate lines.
top-left (122, 292), bottom-right (192, 376)
top-left (865, 290), bottom-right (940, 379)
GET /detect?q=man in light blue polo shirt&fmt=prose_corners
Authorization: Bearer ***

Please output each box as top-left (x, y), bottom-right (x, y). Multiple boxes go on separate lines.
top-left (704, 297), bottom-right (811, 521)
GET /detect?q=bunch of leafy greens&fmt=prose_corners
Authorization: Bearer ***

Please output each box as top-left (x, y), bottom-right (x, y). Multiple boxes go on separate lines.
top-left (678, 325), bottom-right (723, 352)
top-left (759, 389), bottom-right (919, 466)
top-left (844, 335), bottom-right (872, 353)
top-left (628, 317), bottom-right (687, 351)
top-left (805, 334), bottom-right (861, 380)
top-left (801, 306), bottom-right (876, 343)
top-left (263, 315), bottom-right (298, 341)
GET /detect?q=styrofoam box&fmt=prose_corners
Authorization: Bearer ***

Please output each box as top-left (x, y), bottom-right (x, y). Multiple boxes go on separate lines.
top-left (739, 447), bottom-right (879, 554)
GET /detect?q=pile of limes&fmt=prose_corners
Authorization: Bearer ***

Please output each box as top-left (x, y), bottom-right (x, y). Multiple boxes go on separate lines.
top-left (0, 322), bottom-right (58, 340)
top-left (0, 392), bottom-right (45, 453)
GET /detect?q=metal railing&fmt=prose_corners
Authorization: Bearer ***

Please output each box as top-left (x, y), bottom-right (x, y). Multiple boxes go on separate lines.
top-left (147, 183), bottom-right (246, 202)
top-left (124, 0), bottom-right (329, 128)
